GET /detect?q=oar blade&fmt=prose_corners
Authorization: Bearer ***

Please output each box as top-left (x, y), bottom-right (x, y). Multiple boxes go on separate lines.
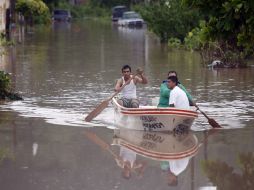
top-left (85, 100), bottom-right (109, 122)
top-left (84, 131), bottom-right (109, 149)
top-left (208, 118), bottom-right (221, 128)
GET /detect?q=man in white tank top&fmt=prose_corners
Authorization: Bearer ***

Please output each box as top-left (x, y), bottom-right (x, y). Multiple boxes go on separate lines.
top-left (115, 65), bottom-right (148, 108)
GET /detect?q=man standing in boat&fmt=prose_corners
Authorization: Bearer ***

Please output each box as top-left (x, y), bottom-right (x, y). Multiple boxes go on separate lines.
top-left (115, 65), bottom-right (148, 108)
top-left (167, 76), bottom-right (190, 109)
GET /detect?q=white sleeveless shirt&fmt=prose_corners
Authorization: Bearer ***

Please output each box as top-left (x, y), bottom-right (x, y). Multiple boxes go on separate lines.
top-left (121, 76), bottom-right (137, 99)
top-left (119, 147), bottom-right (136, 168)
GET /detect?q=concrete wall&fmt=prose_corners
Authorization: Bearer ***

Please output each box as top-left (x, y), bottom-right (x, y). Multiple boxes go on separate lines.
top-left (0, 0), bottom-right (10, 33)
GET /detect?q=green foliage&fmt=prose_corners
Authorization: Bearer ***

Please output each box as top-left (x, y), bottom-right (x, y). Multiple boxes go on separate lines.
top-left (183, 0), bottom-right (254, 58)
top-left (168, 37), bottom-right (182, 48)
top-left (0, 148), bottom-right (14, 164)
top-left (184, 27), bottom-right (202, 50)
top-left (184, 21), bottom-right (207, 50)
top-left (46, 0), bottom-right (110, 18)
top-left (0, 71), bottom-right (10, 92)
top-left (0, 33), bottom-right (14, 46)
top-left (89, 0), bottom-right (132, 8)
top-left (70, 5), bottom-right (110, 18)
top-left (16, 0), bottom-right (50, 24)
top-left (16, 0), bottom-right (49, 16)
top-left (135, 0), bottom-right (200, 43)
top-left (42, 0), bottom-right (67, 10)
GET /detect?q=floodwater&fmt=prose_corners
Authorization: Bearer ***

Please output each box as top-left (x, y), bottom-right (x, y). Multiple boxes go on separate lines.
top-left (0, 20), bottom-right (254, 190)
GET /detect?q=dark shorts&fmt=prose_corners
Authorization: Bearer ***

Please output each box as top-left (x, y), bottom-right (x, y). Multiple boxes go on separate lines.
top-left (119, 98), bottom-right (140, 108)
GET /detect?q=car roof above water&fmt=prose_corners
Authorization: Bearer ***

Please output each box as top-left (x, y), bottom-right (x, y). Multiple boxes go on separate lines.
top-left (112, 5), bottom-right (127, 10)
top-left (53, 9), bottom-right (70, 15)
top-left (123, 11), bottom-right (136, 14)
top-left (112, 5), bottom-right (128, 13)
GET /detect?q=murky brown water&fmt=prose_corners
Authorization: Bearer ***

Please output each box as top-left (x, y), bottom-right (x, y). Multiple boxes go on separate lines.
top-left (1, 20), bottom-right (254, 189)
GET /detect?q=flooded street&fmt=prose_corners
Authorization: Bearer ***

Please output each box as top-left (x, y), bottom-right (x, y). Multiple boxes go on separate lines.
top-left (1, 20), bottom-right (254, 189)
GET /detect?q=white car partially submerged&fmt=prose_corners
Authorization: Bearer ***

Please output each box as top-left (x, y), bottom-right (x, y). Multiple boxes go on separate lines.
top-left (118, 11), bottom-right (144, 27)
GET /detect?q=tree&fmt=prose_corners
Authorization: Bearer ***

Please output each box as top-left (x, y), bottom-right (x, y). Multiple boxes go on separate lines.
top-left (42, 0), bottom-right (67, 11)
top-left (183, 0), bottom-right (254, 66)
top-left (137, 0), bottom-right (200, 43)
top-left (89, 0), bottom-right (141, 8)
top-left (16, 0), bottom-right (50, 25)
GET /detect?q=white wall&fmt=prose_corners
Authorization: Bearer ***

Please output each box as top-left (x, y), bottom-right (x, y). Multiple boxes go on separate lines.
top-left (0, 0), bottom-right (10, 33)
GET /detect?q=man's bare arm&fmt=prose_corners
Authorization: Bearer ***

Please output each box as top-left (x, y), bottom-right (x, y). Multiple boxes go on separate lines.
top-left (114, 79), bottom-right (123, 92)
top-left (134, 73), bottom-right (148, 84)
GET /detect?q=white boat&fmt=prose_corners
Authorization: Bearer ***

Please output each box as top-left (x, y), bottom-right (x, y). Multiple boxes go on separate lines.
top-left (112, 129), bottom-right (199, 161)
top-left (112, 97), bottom-right (198, 132)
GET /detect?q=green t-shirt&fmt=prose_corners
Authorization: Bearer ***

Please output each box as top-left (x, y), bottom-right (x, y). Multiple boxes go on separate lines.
top-left (157, 82), bottom-right (193, 107)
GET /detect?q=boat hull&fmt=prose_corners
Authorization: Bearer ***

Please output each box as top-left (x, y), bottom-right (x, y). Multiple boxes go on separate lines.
top-left (112, 98), bottom-right (198, 131)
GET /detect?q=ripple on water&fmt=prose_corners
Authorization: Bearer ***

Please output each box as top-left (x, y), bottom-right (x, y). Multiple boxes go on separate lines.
top-left (191, 99), bottom-right (254, 131)
top-left (0, 99), bottom-right (116, 128)
top-left (1, 95), bottom-right (254, 131)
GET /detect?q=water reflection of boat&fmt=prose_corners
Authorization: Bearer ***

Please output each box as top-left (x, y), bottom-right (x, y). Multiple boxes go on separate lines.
top-left (84, 128), bottom-right (201, 182)
top-left (112, 129), bottom-right (199, 161)
top-left (112, 97), bottom-right (198, 132)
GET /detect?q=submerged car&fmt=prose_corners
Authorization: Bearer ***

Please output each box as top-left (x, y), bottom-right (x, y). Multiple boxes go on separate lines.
top-left (112, 5), bottom-right (128, 22)
top-left (118, 11), bottom-right (144, 27)
top-left (52, 9), bottom-right (71, 22)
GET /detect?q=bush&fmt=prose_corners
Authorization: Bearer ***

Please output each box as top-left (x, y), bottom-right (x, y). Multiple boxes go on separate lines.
top-left (70, 5), bottom-right (110, 18)
top-left (16, 0), bottom-right (50, 24)
top-left (183, 0), bottom-right (254, 66)
top-left (53, 1), bottom-right (110, 19)
top-left (134, 0), bottom-right (201, 43)
top-left (0, 71), bottom-right (10, 92)
top-left (33, 12), bottom-right (51, 24)
top-left (184, 23), bottom-right (205, 51)
top-left (168, 38), bottom-right (182, 48)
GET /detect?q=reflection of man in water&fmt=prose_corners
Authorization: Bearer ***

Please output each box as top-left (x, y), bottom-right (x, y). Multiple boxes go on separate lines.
top-left (160, 157), bottom-right (190, 186)
top-left (115, 146), bottom-right (146, 179)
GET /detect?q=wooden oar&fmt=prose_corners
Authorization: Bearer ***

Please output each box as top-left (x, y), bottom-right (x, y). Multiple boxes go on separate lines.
top-left (195, 105), bottom-right (221, 128)
top-left (85, 70), bottom-right (140, 122)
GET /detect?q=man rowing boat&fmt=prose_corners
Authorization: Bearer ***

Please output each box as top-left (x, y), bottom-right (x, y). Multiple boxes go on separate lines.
top-left (114, 65), bottom-right (148, 108)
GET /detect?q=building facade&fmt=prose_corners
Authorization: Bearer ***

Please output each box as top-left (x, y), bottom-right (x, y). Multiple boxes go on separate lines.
top-left (0, 0), bottom-right (10, 33)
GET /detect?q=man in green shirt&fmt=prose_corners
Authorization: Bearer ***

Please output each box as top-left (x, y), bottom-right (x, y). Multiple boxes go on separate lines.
top-left (158, 71), bottom-right (194, 107)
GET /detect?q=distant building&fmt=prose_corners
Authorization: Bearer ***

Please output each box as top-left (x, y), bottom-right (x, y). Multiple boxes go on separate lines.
top-left (0, 0), bottom-right (10, 34)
